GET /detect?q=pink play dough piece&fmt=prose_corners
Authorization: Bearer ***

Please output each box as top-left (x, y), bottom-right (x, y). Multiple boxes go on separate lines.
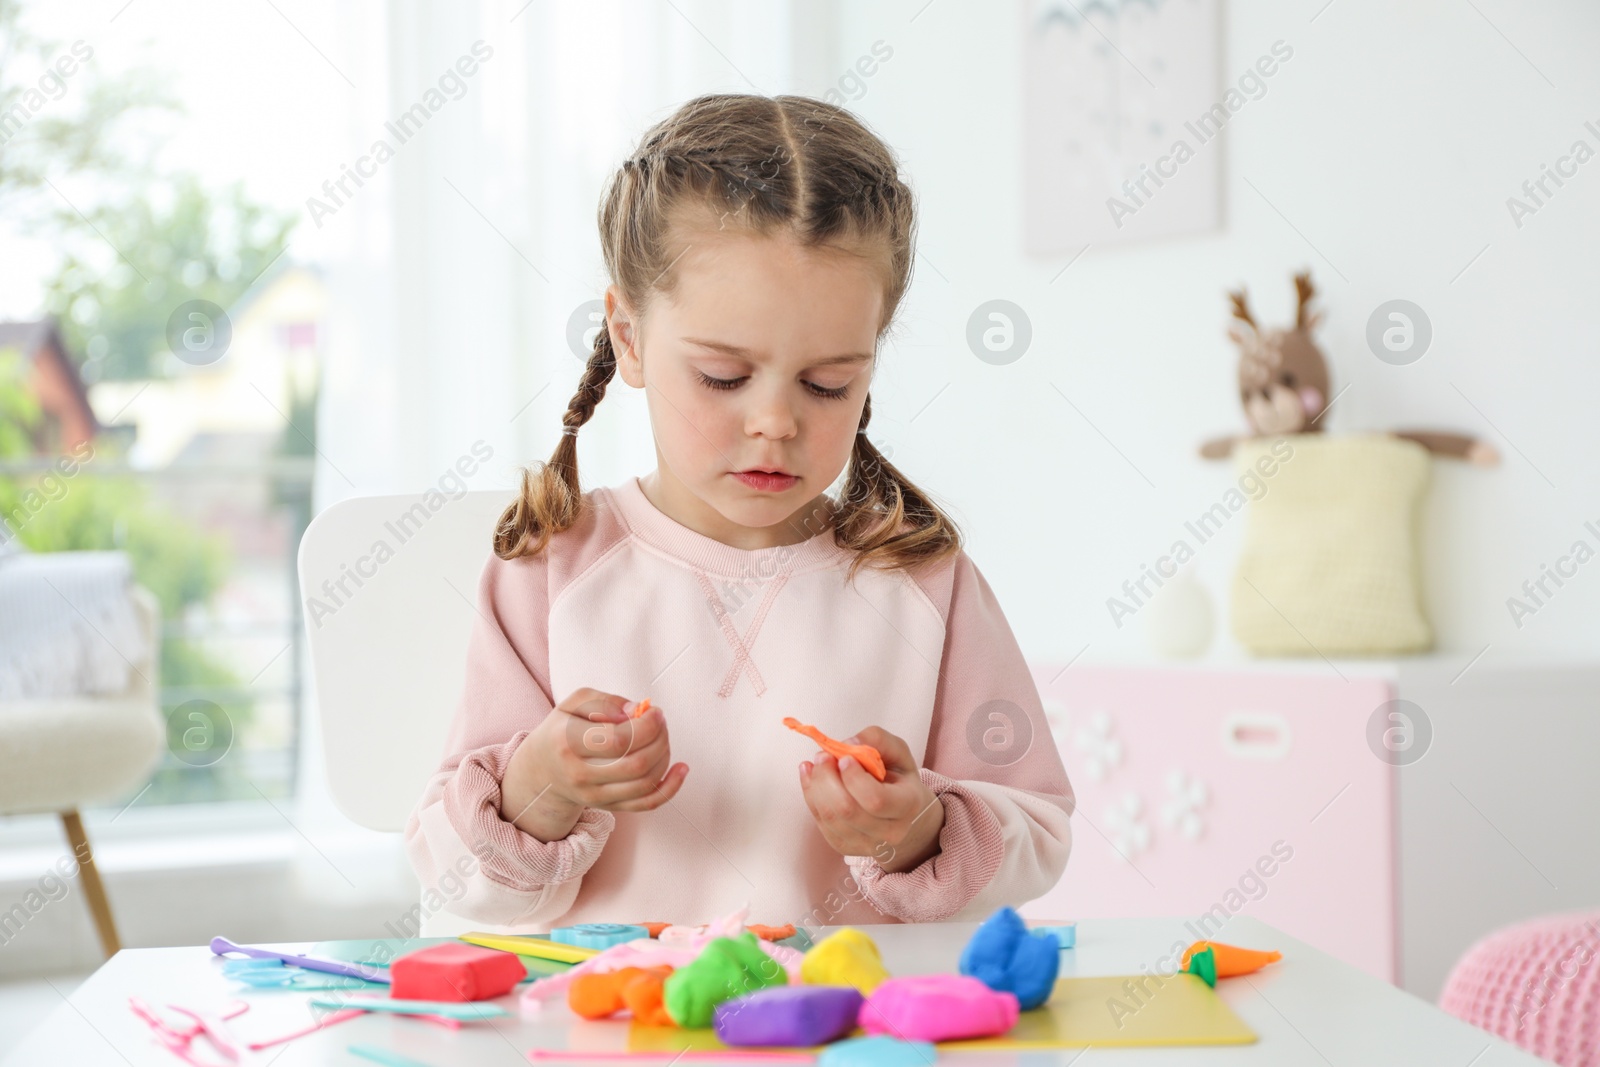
top-left (858, 974), bottom-right (1019, 1043)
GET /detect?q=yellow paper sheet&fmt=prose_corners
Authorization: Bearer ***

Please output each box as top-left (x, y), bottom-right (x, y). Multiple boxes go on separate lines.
top-left (946, 974), bottom-right (1257, 1049)
top-left (627, 973), bottom-right (1256, 1052)
top-left (459, 932), bottom-right (599, 965)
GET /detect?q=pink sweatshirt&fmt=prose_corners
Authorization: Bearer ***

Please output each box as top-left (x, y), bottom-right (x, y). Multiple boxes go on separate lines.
top-left (404, 475), bottom-right (1074, 932)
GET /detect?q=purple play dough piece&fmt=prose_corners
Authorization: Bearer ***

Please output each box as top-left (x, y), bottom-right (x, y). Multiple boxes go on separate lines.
top-left (714, 985), bottom-right (865, 1046)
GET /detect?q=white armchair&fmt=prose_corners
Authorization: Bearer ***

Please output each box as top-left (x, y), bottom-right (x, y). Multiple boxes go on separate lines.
top-left (0, 582), bottom-right (164, 957)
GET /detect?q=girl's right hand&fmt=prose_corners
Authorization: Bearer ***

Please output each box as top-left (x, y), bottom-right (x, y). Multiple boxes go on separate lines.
top-left (500, 688), bottom-right (689, 843)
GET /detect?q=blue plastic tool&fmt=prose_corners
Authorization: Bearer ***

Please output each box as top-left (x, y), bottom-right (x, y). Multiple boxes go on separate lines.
top-left (1040, 922), bottom-right (1077, 949)
top-left (308, 996), bottom-right (508, 1021)
top-left (548, 923), bottom-right (650, 950)
top-left (819, 1035), bottom-right (938, 1067)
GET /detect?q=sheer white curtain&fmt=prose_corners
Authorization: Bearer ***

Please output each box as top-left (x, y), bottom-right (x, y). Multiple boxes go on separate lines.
top-left (315, 0), bottom-right (836, 508)
top-left (294, 0), bottom-right (838, 899)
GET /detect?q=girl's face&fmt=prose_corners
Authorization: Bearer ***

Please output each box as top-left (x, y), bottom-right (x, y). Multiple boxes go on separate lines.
top-left (611, 226), bottom-right (884, 550)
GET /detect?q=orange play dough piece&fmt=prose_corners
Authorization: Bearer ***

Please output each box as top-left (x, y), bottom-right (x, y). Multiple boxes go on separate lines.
top-left (569, 965), bottom-right (675, 1020)
top-left (620, 966), bottom-right (675, 1026)
top-left (782, 717), bottom-right (887, 781)
top-left (630, 698), bottom-right (653, 719)
top-left (640, 922), bottom-right (671, 938)
top-left (569, 967), bottom-right (642, 1019)
top-left (747, 923), bottom-right (796, 942)
top-left (1181, 941), bottom-right (1283, 977)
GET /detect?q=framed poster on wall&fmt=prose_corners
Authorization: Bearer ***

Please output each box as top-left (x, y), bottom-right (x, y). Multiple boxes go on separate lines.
top-left (1025, 0), bottom-right (1223, 254)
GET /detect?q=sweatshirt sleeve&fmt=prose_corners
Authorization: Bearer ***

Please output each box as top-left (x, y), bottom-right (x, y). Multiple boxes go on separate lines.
top-left (846, 552), bottom-right (1075, 922)
top-left (403, 548), bottom-right (613, 929)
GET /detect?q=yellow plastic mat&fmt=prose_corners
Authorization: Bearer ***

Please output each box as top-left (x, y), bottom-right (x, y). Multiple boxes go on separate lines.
top-left (627, 973), bottom-right (1257, 1052)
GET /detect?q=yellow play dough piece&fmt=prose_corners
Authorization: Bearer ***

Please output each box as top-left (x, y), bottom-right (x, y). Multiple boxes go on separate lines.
top-left (800, 928), bottom-right (890, 994)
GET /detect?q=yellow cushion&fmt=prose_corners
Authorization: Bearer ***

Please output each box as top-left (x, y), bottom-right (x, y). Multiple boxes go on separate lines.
top-left (1231, 434), bottom-right (1432, 655)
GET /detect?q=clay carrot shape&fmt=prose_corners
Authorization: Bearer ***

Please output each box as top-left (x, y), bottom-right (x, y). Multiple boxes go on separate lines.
top-left (630, 698), bottom-right (653, 720)
top-left (782, 717), bottom-right (887, 781)
top-left (1181, 940), bottom-right (1282, 978)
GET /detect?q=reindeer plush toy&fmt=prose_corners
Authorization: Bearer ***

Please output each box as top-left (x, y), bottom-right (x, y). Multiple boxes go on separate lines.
top-left (1199, 271), bottom-right (1499, 465)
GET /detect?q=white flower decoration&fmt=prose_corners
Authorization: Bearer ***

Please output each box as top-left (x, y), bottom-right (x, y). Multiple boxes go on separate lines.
top-left (1073, 709), bottom-right (1123, 782)
top-left (1104, 791), bottom-right (1151, 859)
top-left (1161, 769), bottom-right (1210, 841)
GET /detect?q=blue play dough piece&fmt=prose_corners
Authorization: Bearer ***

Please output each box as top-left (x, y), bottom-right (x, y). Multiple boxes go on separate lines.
top-left (549, 923), bottom-right (649, 950)
top-left (818, 1035), bottom-right (937, 1067)
top-left (958, 906), bottom-right (1061, 1011)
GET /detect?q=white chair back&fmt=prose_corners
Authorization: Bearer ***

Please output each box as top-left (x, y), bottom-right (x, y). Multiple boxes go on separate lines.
top-left (297, 490), bottom-right (513, 830)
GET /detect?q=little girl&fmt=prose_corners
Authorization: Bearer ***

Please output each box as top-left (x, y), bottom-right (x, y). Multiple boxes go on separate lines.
top-left (405, 93), bottom-right (1074, 934)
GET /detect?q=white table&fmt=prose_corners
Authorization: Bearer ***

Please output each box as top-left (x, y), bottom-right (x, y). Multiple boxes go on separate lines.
top-left (0, 917), bottom-right (1544, 1066)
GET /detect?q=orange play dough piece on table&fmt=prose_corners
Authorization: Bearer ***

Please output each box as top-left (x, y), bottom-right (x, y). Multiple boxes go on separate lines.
top-left (1180, 941), bottom-right (1282, 977)
top-left (569, 965), bottom-right (675, 1021)
top-left (747, 923), bottom-right (796, 942)
top-left (783, 717), bottom-right (887, 781)
top-left (621, 966), bottom-right (675, 1026)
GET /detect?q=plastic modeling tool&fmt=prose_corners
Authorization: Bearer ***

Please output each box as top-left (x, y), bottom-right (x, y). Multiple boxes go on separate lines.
top-left (209, 936), bottom-right (390, 983)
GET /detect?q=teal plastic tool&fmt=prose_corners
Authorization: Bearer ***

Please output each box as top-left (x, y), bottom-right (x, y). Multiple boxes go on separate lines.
top-left (349, 1044), bottom-right (442, 1067)
top-left (308, 996), bottom-right (508, 1021)
top-left (223, 958), bottom-right (379, 990)
top-left (1040, 923), bottom-right (1077, 949)
top-left (549, 923), bottom-right (650, 950)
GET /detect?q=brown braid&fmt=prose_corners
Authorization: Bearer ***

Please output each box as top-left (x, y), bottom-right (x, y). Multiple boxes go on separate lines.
top-left (494, 93), bottom-right (962, 578)
top-left (492, 327), bottom-right (617, 558)
top-left (836, 392), bottom-right (958, 581)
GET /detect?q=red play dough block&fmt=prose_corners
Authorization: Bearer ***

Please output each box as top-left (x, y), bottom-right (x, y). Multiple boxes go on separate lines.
top-left (390, 943), bottom-right (527, 1001)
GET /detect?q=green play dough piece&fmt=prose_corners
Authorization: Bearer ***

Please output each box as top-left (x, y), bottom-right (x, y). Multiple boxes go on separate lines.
top-left (663, 933), bottom-right (788, 1028)
top-left (1186, 946), bottom-right (1217, 988)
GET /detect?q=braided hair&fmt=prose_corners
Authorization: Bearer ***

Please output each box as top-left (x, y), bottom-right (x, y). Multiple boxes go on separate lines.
top-left (495, 94), bottom-right (962, 581)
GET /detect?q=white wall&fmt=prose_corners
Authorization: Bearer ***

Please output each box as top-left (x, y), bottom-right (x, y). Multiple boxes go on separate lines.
top-left (828, 0), bottom-right (1600, 665)
top-left (819, 2), bottom-right (1600, 1003)
top-left (318, 0), bottom-right (1600, 664)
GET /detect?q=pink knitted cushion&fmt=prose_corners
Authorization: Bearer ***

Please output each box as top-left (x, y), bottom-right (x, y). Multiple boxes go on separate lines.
top-left (1438, 909), bottom-right (1600, 1067)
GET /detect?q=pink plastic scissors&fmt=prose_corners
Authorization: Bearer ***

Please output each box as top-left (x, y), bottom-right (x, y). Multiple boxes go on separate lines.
top-left (129, 998), bottom-right (249, 1066)
top-left (130, 993), bottom-right (464, 1061)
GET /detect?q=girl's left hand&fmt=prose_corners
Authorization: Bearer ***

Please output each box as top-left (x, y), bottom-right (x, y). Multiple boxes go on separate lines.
top-left (798, 726), bottom-right (946, 874)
